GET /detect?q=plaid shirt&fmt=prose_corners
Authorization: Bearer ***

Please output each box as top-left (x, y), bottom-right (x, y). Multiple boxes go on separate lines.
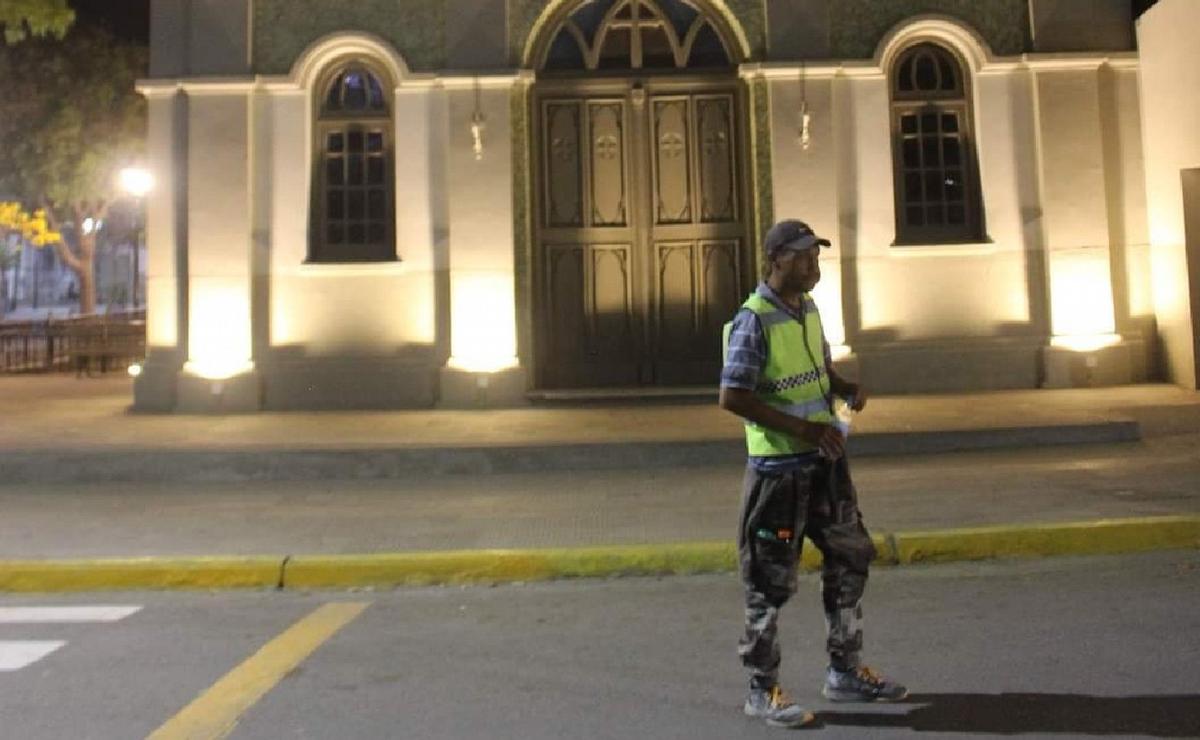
top-left (721, 282), bottom-right (832, 392)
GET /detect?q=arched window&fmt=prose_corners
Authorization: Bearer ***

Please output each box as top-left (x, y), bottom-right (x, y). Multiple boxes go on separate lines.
top-left (889, 43), bottom-right (984, 244)
top-left (310, 62), bottom-right (395, 263)
top-left (540, 0), bottom-right (732, 72)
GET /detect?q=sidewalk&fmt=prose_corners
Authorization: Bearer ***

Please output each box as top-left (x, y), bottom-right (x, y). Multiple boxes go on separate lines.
top-left (0, 375), bottom-right (1196, 592)
top-left (2, 376), bottom-right (1198, 483)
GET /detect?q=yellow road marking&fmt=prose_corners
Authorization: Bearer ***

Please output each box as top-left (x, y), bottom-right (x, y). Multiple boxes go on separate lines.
top-left (147, 602), bottom-right (369, 740)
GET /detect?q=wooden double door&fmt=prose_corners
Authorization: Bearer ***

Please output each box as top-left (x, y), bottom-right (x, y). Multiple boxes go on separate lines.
top-left (534, 77), bottom-right (752, 389)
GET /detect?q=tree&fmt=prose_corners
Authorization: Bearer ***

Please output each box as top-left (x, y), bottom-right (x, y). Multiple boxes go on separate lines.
top-left (0, 27), bottom-right (146, 314)
top-left (0, 0), bottom-right (74, 44)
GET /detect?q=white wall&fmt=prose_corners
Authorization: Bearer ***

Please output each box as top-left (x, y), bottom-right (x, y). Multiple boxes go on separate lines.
top-left (1033, 63), bottom-right (1119, 341)
top-left (144, 93), bottom-right (181, 348)
top-left (1106, 66), bottom-right (1152, 324)
top-left (1137, 0), bottom-right (1200, 387)
top-left (768, 75), bottom-right (843, 342)
top-left (838, 71), bottom-right (1033, 341)
top-left (763, 36), bottom-right (1150, 353)
top-left (186, 92), bottom-right (253, 375)
top-left (444, 81), bottom-right (519, 370)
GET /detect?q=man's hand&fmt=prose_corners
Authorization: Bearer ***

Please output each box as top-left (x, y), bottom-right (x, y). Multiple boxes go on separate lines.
top-left (846, 383), bottom-right (869, 412)
top-left (828, 367), bottom-right (869, 413)
top-left (801, 421), bottom-right (846, 459)
top-left (721, 387), bottom-right (847, 458)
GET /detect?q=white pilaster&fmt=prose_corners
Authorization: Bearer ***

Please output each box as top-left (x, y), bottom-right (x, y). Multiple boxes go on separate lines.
top-left (179, 88), bottom-right (259, 409)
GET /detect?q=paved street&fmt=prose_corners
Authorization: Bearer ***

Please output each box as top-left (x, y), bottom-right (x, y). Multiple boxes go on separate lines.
top-left (0, 551), bottom-right (1196, 739)
top-left (0, 433), bottom-right (1196, 558)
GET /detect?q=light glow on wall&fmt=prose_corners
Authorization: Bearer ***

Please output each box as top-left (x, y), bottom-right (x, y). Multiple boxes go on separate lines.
top-left (811, 269), bottom-right (845, 347)
top-left (447, 272), bottom-right (518, 373)
top-left (145, 279), bottom-right (177, 346)
top-left (829, 344), bottom-right (853, 362)
top-left (1050, 333), bottom-right (1121, 352)
top-left (812, 263), bottom-right (851, 361)
top-left (186, 283), bottom-right (253, 380)
top-left (1048, 249), bottom-right (1118, 351)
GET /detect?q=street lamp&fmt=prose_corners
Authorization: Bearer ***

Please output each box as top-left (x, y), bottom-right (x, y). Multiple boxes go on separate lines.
top-left (118, 167), bottom-right (154, 198)
top-left (117, 167), bottom-right (153, 308)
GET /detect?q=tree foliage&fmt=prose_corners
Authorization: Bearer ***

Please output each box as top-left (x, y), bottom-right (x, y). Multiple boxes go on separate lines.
top-left (0, 0), bottom-right (74, 44)
top-left (0, 202), bottom-right (59, 318)
top-left (0, 203), bottom-right (63, 246)
top-left (0, 27), bottom-right (146, 313)
top-left (1, 29), bottom-right (146, 204)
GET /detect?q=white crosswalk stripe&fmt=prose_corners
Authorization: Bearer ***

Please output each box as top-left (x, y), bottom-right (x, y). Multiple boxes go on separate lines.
top-left (0, 641), bottom-right (67, 672)
top-left (0, 605), bottom-right (141, 672)
top-left (0, 606), bottom-right (142, 623)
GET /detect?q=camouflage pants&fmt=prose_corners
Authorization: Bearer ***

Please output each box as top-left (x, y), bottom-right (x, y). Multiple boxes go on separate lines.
top-left (737, 456), bottom-right (877, 688)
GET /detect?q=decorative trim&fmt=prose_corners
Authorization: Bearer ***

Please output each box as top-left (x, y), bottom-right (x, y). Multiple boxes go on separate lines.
top-left (739, 62), bottom-right (883, 80)
top-left (137, 78), bottom-right (257, 96)
top-left (511, 83), bottom-right (534, 368)
top-left (439, 71), bottom-right (535, 90)
top-left (1103, 55), bottom-right (1140, 71)
top-left (749, 75), bottom-right (773, 254)
top-left (140, 70), bottom-right (536, 98)
top-left (1022, 53), bottom-right (1134, 72)
top-left (875, 15), bottom-right (996, 74)
top-left (737, 51), bottom-right (1138, 83)
top-left (520, 0), bottom-right (753, 68)
top-left (291, 260), bottom-right (410, 277)
top-left (288, 31), bottom-right (411, 90)
top-left (886, 242), bottom-right (1003, 258)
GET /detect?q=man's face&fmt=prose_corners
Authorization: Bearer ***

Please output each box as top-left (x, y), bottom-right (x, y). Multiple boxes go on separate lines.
top-left (776, 247), bottom-right (821, 292)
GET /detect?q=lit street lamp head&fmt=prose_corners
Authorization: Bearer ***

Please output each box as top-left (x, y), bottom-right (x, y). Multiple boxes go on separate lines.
top-left (118, 167), bottom-right (154, 198)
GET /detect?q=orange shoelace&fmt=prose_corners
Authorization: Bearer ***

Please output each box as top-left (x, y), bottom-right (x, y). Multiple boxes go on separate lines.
top-left (769, 685), bottom-right (796, 708)
top-left (857, 666), bottom-right (884, 685)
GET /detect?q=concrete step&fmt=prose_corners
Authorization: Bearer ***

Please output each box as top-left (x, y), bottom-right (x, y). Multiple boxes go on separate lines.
top-left (0, 419), bottom-right (1140, 484)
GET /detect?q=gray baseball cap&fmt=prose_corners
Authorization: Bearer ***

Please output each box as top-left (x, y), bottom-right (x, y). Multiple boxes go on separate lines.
top-left (763, 219), bottom-right (831, 257)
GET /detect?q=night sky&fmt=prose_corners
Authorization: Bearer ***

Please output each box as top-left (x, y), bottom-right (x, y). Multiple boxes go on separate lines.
top-left (72, 0), bottom-right (150, 43)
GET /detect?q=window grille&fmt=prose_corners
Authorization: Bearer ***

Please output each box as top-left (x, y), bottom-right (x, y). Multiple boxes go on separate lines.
top-left (890, 43), bottom-right (984, 244)
top-left (311, 64), bottom-right (396, 263)
top-left (541, 0), bottom-right (732, 71)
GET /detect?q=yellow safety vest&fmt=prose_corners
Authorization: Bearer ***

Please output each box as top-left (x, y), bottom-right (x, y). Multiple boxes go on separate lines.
top-left (723, 292), bottom-right (833, 456)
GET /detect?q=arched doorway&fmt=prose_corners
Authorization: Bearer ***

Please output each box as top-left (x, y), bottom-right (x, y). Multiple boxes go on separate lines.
top-left (530, 0), bottom-right (753, 389)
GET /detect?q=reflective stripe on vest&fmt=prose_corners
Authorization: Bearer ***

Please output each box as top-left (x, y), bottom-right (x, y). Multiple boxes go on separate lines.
top-left (724, 292), bottom-right (832, 457)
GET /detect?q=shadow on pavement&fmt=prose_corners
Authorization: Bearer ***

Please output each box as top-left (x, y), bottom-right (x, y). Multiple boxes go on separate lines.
top-left (815, 692), bottom-right (1200, 737)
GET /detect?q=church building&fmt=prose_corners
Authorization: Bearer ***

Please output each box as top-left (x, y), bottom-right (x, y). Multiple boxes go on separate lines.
top-left (134, 0), bottom-right (1200, 410)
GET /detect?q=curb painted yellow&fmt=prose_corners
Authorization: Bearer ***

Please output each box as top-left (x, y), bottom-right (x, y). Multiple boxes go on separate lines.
top-left (283, 542), bottom-right (738, 588)
top-left (797, 534), bottom-right (895, 571)
top-left (0, 516), bottom-right (1196, 592)
top-left (893, 515), bottom-right (1200, 564)
top-left (0, 557), bottom-right (282, 592)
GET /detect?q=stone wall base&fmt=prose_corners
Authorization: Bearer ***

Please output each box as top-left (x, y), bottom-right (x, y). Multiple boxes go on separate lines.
top-left (132, 350), bottom-right (183, 412)
top-left (260, 356), bottom-right (439, 410)
top-left (854, 337), bottom-right (1044, 394)
top-left (1042, 338), bottom-right (1146, 389)
top-left (438, 365), bottom-right (529, 408)
top-left (177, 369), bottom-right (262, 413)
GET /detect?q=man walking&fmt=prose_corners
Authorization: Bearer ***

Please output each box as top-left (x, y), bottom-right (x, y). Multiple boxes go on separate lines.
top-left (720, 219), bottom-right (907, 728)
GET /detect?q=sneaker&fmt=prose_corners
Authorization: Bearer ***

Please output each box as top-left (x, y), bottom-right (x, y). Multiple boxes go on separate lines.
top-left (822, 665), bottom-right (908, 702)
top-left (744, 685), bottom-right (816, 728)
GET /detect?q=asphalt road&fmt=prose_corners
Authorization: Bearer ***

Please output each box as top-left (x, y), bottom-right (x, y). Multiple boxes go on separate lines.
top-left (0, 550), bottom-right (1197, 739)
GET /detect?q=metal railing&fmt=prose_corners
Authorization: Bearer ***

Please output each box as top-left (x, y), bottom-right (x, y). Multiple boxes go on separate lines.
top-left (0, 311), bottom-right (146, 375)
